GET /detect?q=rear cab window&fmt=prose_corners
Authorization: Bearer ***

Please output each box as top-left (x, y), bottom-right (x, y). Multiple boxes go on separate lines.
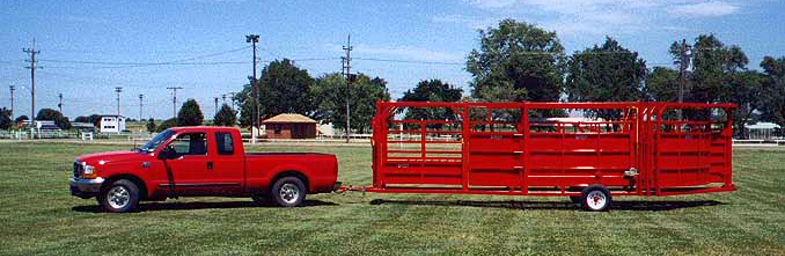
top-left (215, 132), bottom-right (234, 155)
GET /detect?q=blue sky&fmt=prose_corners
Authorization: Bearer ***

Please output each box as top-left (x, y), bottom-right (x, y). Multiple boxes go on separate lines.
top-left (1, 0), bottom-right (784, 119)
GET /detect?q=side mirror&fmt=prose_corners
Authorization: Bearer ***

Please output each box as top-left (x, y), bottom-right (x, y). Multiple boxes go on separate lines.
top-left (158, 146), bottom-right (178, 160)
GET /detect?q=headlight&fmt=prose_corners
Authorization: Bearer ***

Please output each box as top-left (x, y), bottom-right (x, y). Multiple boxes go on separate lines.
top-left (84, 165), bottom-right (95, 175)
top-left (82, 163), bottom-right (97, 178)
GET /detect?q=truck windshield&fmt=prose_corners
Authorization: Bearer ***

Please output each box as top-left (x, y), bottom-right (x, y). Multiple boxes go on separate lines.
top-left (139, 130), bottom-right (175, 153)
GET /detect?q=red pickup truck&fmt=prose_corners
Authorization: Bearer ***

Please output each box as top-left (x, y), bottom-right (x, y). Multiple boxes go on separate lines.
top-left (69, 126), bottom-right (339, 212)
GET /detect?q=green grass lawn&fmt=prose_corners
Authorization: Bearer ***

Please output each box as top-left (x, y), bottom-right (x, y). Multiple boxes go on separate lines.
top-left (0, 142), bottom-right (783, 255)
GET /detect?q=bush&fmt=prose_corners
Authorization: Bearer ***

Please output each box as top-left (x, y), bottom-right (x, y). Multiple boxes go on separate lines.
top-left (177, 99), bottom-right (203, 126)
top-left (156, 118), bottom-right (177, 132)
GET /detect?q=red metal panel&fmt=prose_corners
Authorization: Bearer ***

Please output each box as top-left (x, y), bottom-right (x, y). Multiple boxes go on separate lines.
top-left (368, 101), bottom-right (736, 197)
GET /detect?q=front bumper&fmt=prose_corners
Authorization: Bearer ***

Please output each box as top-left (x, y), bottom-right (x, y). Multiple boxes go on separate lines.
top-left (69, 177), bottom-right (105, 199)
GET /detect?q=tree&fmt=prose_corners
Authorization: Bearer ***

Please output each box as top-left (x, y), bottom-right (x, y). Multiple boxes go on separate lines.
top-left (74, 114), bottom-right (101, 127)
top-left (760, 56), bottom-right (785, 127)
top-left (669, 34), bottom-right (748, 103)
top-left (146, 118), bottom-right (156, 133)
top-left (177, 99), bottom-right (203, 126)
top-left (239, 59), bottom-right (315, 126)
top-left (467, 19), bottom-right (565, 104)
top-left (15, 115), bottom-right (28, 123)
top-left (726, 71), bottom-right (765, 138)
top-left (0, 107), bottom-right (12, 130)
top-left (156, 118), bottom-right (177, 132)
top-left (311, 73), bottom-right (390, 133)
top-left (565, 37), bottom-right (647, 120)
top-left (36, 108), bottom-right (71, 129)
top-left (213, 104), bottom-right (237, 127)
top-left (398, 79), bottom-right (463, 128)
top-left (646, 67), bottom-right (681, 101)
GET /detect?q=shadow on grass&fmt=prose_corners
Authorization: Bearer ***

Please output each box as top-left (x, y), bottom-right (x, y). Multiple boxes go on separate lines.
top-left (369, 199), bottom-right (725, 211)
top-left (72, 199), bottom-right (337, 213)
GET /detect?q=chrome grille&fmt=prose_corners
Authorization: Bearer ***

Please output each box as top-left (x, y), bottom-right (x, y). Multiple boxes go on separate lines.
top-left (73, 162), bottom-right (82, 178)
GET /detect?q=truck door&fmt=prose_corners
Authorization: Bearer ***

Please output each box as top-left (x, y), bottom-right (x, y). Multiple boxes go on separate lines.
top-left (160, 132), bottom-right (238, 195)
top-left (209, 132), bottom-right (245, 195)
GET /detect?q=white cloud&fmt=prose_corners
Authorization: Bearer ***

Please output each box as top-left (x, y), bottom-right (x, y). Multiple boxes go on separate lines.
top-left (453, 0), bottom-right (742, 35)
top-left (668, 1), bottom-right (739, 17)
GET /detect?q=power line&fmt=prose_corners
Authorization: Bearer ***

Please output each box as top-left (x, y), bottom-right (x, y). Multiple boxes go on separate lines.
top-left (38, 46), bottom-right (249, 67)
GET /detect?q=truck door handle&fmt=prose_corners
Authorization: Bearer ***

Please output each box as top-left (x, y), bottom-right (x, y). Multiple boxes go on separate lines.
top-left (207, 162), bottom-right (214, 170)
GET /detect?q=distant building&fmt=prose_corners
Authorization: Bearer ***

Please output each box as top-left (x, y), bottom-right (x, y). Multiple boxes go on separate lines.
top-left (746, 122), bottom-right (781, 140)
top-left (34, 120), bottom-right (61, 132)
top-left (262, 113), bottom-right (317, 139)
top-left (99, 115), bottom-right (126, 133)
top-left (72, 122), bottom-right (96, 133)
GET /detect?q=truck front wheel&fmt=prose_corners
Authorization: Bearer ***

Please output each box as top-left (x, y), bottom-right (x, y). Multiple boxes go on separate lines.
top-left (271, 177), bottom-right (306, 207)
top-left (98, 179), bottom-right (140, 213)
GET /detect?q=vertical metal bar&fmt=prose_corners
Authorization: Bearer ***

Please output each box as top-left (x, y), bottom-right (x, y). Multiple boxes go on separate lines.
top-left (462, 105), bottom-right (470, 191)
top-left (522, 103), bottom-right (530, 194)
top-left (725, 108), bottom-right (733, 187)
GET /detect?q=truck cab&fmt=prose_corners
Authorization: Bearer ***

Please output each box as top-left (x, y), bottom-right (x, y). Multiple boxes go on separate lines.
top-left (70, 126), bottom-right (339, 213)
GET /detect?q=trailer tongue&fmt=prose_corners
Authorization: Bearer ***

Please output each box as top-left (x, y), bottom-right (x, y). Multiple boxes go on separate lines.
top-left (340, 101), bottom-right (736, 211)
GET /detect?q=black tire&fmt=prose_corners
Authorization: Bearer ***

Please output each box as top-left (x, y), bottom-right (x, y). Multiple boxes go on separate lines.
top-left (271, 177), bottom-right (306, 207)
top-left (569, 196), bottom-right (582, 204)
top-left (98, 179), bottom-right (140, 213)
top-left (580, 185), bottom-right (611, 211)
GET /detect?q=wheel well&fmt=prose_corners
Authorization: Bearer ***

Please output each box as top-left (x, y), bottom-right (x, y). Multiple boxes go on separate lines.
top-left (103, 174), bottom-right (148, 200)
top-left (271, 171), bottom-right (309, 193)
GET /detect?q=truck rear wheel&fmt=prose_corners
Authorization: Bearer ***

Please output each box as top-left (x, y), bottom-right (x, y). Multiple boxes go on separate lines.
top-left (98, 179), bottom-right (140, 213)
top-left (271, 177), bottom-right (306, 207)
top-left (581, 185), bottom-right (611, 211)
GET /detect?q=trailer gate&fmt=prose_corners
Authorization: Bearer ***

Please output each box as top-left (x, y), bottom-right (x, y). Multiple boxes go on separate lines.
top-left (366, 102), bottom-right (735, 197)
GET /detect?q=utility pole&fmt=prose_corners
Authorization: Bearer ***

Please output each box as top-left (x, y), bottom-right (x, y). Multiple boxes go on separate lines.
top-left (342, 34), bottom-right (353, 143)
top-left (114, 87), bottom-right (123, 118)
top-left (246, 34), bottom-right (260, 143)
top-left (9, 85), bottom-right (15, 120)
top-left (166, 87), bottom-right (183, 119)
top-left (23, 39), bottom-right (40, 120)
top-left (58, 93), bottom-right (63, 113)
top-left (678, 39), bottom-right (691, 120)
top-left (138, 94), bottom-right (144, 121)
top-left (229, 92), bottom-right (236, 112)
top-left (214, 97), bottom-right (219, 116)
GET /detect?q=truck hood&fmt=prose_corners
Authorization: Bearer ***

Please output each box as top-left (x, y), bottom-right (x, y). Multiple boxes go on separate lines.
top-left (76, 150), bottom-right (148, 165)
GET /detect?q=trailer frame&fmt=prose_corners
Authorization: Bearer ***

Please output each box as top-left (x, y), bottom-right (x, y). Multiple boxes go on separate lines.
top-left (344, 101), bottom-right (736, 210)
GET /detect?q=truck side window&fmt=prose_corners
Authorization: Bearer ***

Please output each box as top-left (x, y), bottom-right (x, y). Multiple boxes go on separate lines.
top-left (169, 133), bottom-right (207, 155)
top-left (215, 132), bottom-right (234, 155)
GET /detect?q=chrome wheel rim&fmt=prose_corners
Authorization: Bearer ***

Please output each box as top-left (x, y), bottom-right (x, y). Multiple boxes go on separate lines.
top-left (279, 183), bottom-right (300, 204)
top-left (586, 191), bottom-right (607, 210)
top-left (107, 186), bottom-right (130, 209)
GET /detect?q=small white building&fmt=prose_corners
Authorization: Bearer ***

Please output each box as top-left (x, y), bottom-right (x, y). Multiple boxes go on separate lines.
top-left (746, 122), bottom-right (781, 140)
top-left (99, 115), bottom-right (126, 133)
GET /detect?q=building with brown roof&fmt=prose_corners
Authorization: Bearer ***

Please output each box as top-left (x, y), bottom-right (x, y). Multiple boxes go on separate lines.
top-left (262, 113), bottom-right (317, 139)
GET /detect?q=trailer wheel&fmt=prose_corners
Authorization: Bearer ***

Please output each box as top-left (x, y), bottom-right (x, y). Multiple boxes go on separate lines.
top-left (98, 179), bottom-right (140, 213)
top-left (271, 177), bottom-right (306, 207)
top-left (581, 185), bottom-right (611, 211)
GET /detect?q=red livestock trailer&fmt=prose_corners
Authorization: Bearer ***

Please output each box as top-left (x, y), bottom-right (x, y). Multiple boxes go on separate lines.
top-left (349, 101), bottom-right (736, 211)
